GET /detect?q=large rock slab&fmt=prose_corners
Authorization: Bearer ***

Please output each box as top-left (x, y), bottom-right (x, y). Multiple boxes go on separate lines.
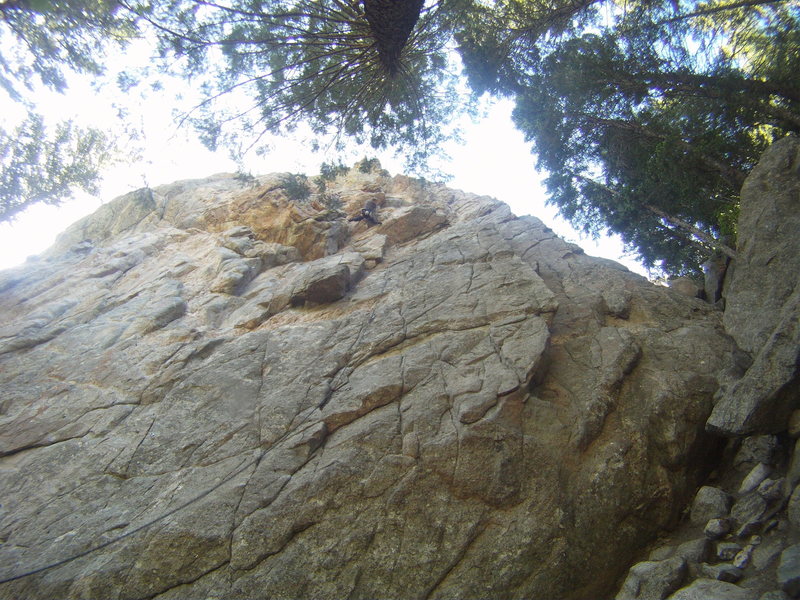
top-left (778, 544), bottom-right (800, 597)
top-left (666, 578), bottom-right (757, 600)
top-left (615, 557), bottom-right (687, 600)
top-left (723, 136), bottom-right (800, 355)
top-left (0, 165), bottom-right (736, 599)
top-left (708, 136), bottom-right (800, 435)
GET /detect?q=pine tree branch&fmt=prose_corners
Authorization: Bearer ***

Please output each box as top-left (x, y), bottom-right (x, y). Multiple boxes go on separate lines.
top-left (574, 172), bottom-right (738, 259)
top-left (574, 113), bottom-right (748, 187)
top-left (657, 0), bottom-right (786, 25)
top-left (644, 204), bottom-right (738, 259)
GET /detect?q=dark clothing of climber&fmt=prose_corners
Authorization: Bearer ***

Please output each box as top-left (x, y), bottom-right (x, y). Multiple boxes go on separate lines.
top-left (348, 199), bottom-right (381, 225)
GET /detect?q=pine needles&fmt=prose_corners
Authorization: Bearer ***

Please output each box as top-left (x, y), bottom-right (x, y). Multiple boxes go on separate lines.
top-left (150, 0), bottom-right (460, 169)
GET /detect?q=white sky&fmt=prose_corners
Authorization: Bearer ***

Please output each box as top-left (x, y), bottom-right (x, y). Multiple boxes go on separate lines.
top-left (0, 40), bottom-right (647, 276)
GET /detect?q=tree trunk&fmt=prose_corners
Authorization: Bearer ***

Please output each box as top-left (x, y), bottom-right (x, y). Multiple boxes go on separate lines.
top-left (644, 204), bottom-right (738, 259)
top-left (574, 172), bottom-right (738, 259)
top-left (362, 0), bottom-right (425, 76)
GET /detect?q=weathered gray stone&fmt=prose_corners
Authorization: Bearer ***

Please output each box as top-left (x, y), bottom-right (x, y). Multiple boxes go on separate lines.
top-left (708, 291), bottom-right (800, 435)
top-left (615, 557), bottom-right (687, 600)
top-left (733, 544), bottom-right (754, 568)
top-left (702, 252), bottom-right (730, 305)
top-left (764, 519), bottom-right (781, 534)
top-left (291, 262), bottom-right (351, 304)
top-left (753, 538), bottom-right (786, 570)
top-left (735, 435), bottom-right (781, 470)
top-left (789, 485), bottom-right (800, 528)
top-left (788, 442), bottom-right (800, 486)
top-left (704, 518), bottom-right (731, 540)
top-left (789, 411), bottom-right (800, 438)
top-left (666, 578), bottom-right (756, 600)
top-left (761, 591), bottom-right (791, 600)
top-left (351, 233), bottom-right (387, 263)
top-left (691, 486), bottom-right (732, 525)
top-left (210, 248), bottom-right (263, 295)
top-left (731, 492), bottom-right (768, 533)
top-left (676, 538), bottom-right (710, 563)
top-left (668, 277), bottom-right (704, 298)
top-left (650, 544), bottom-right (677, 561)
top-left (758, 477), bottom-right (786, 502)
top-left (252, 241), bottom-right (301, 267)
top-left (779, 544), bottom-right (800, 597)
top-left (717, 541), bottom-right (744, 561)
top-left (723, 136), bottom-right (800, 355)
top-left (700, 562), bottom-right (743, 582)
top-left (379, 204), bottom-right (448, 245)
top-left (740, 463), bottom-right (773, 494)
top-left (0, 167), bottom-right (740, 600)
top-left (709, 136), bottom-right (800, 436)
top-left (48, 187), bottom-right (159, 254)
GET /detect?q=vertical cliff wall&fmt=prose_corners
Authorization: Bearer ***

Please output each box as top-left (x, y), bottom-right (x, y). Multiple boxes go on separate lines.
top-left (615, 136), bottom-right (800, 600)
top-left (0, 162), bottom-right (740, 599)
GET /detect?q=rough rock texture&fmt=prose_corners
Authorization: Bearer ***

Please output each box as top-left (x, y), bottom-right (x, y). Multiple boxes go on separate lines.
top-left (691, 486), bottom-right (732, 525)
top-left (667, 578), bottom-right (756, 600)
top-left (614, 433), bottom-right (795, 600)
top-left (613, 137), bottom-right (800, 600)
top-left (0, 164), bottom-right (738, 599)
top-left (615, 556), bottom-right (687, 599)
top-left (709, 136), bottom-right (800, 436)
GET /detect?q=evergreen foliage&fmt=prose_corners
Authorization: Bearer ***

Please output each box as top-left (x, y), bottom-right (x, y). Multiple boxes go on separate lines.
top-left (0, 115), bottom-right (111, 222)
top-left (319, 161), bottom-right (350, 182)
top-left (455, 0), bottom-right (799, 274)
top-left (280, 173), bottom-right (311, 200)
top-left (2, 0), bottom-right (798, 273)
top-left (0, 0), bottom-right (140, 222)
top-left (135, 0), bottom-right (469, 171)
top-left (0, 0), bottom-right (137, 98)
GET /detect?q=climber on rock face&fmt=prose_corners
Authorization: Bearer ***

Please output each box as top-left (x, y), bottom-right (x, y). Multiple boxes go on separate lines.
top-left (348, 199), bottom-right (382, 226)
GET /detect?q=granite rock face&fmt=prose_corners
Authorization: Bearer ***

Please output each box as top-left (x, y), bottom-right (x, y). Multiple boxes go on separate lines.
top-left (708, 136), bottom-right (800, 436)
top-left (0, 164), bottom-right (736, 599)
top-left (614, 429), bottom-right (798, 600)
top-left (613, 137), bottom-right (800, 600)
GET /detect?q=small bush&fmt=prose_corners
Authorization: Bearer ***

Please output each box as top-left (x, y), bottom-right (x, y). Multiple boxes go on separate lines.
top-left (234, 171), bottom-right (258, 186)
top-left (314, 162), bottom-right (350, 195)
top-left (319, 161), bottom-right (350, 181)
top-left (282, 174), bottom-right (311, 200)
top-left (355, 157), bottom-right (385, 174)
top-left (318, 192), bottom-right (342, 211)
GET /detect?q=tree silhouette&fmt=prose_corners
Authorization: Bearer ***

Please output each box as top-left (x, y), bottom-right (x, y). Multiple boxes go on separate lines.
top-left (0, 0), bottom-right (138, 221)
top-left (140, 0), bottom-right (466, 170)
top-left (457, 0), bottom-right (799, 274)
top-left (363, 0), bottom-right (425, 76)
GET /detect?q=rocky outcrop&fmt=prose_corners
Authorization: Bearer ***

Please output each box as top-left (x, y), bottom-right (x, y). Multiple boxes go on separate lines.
top-left (708, 136), bottom-right (800, 436)
top-left (0, 162), bottom-right (739, 599)
top-left (613, 136), bottom-right (800, 599)
top-left (614, 433), bottom-right (796, 600)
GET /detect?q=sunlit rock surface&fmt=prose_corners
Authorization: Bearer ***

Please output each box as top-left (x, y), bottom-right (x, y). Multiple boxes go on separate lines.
top-left (613, 136), bottom-right (800, 600)
top-left (0, 162), bottom-right (737, 599)
top-left (708, 136), bottom-right (800, 436)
